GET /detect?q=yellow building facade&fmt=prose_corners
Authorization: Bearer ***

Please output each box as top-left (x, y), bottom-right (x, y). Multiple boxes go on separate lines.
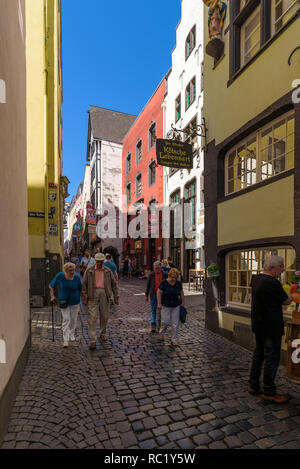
top-left (26, 0), bottom-right (67, 304)
top-left (203, 0), bottom-right (300, 355)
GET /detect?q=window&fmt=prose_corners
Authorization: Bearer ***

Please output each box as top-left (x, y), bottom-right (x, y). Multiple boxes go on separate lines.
top-left (240, 5), bottom-right (261, 67)
top-left (136, 174), bottom-right (142, 197)
top-left (185, 180), bottom-right (196, 227)
top-left (227, 246), bottom-right (296, 313)
top-left (126, 183), bottom-right (131, 204)
top-left (126, 153), bottom-right (131, 174)
top-left (170, 190), bottom-right (181, 266)
top-left (272, 0), bottom-right (299, 35)
top-left (225, 111), bottom-right (294, 195)
top-left (149, 123), bottom-right (156, 150)
top-left (175, 94), bottom-right (181, 123)
top-left (136, 140), bottom-right (142, 164)
top-left (185, 77), bottom-right (196, 110)
top-left (184, 116), bottom-right (198, 149)
top-left (185, 25), bottom-right (196, 60)
top-left (149, 161), bottom-right (156, 186)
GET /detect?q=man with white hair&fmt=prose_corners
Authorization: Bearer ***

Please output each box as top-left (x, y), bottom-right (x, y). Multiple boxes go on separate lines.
top-left (249, 255), bottom-right (292, 403)
top-left (145, 261), bottom-right (167, 333)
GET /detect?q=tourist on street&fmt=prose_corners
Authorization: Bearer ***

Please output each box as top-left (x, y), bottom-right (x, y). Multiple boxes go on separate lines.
top-left (249, 255), bottom-right (292, 403)
top-left (167, 257), bottom-right (176, 269)
top-left (145, 261), bottom-right (167, 333)
top-left (104, 254), bottom-right (118, 281)
top-left (162, 259), bottom-right (171, 275)
top-left (123, 256), bottom-right (129, 278)
top-left (157, 268), bottom-right (184, 346)
top-left (49, 262), bottom-right (82, 348)
top-left (81, 252), bottom-right (119, 349)
top-left (80, 249), bottom-right (95, 278)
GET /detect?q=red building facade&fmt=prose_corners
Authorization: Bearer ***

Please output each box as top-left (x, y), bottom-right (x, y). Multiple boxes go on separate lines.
top-left (122, 79), bottom-right (165, 273)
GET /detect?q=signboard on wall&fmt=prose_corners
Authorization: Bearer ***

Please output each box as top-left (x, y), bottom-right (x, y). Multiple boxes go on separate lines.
top-left (156, 139), bottom-right (193, 169)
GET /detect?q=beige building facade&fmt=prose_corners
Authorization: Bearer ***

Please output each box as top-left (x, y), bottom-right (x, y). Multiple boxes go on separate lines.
top-left (0, 0), bottom-right (30, 445)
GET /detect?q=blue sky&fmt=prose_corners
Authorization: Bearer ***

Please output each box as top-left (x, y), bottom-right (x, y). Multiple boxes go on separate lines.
top-left (61, 0), bottom-right (181, 200)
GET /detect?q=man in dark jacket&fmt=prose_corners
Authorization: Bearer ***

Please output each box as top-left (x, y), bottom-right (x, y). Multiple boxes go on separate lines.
top-left (249, 255), bottom-right (292, 403)
top-left (146, 261), bottom-right (167, 333)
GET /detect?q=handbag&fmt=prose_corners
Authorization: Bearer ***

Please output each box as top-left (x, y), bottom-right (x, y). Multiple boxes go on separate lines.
top-left (179, 305), bottom-right (188, 324)
top-left (59, 289), bottom-right (72, 309)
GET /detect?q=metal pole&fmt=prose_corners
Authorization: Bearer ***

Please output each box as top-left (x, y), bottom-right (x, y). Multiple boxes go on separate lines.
top-left (52, 302), bottom-right (55, 342)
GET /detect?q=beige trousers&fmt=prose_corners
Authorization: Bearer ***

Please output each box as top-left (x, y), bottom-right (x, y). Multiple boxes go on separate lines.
top-left (88, 288), bottom-right (110, 341)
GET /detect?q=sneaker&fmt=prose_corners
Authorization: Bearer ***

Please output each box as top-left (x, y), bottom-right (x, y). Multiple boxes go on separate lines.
top-left (70, 335), bottom-right (76, 342)
top-left (89, 342), bottom-right (96, 350)
top-left (157, 334), bottom-right (164, 340)
top-left (100, 334), bottom-right (107, 342)
top-left (261, 394), bottom-right (290, 404)
top-left (63, 341), bottom-right (69, 348)
top-left (248, 386), bottom-right (260, 395)
top-left (151, 326), bottom-right (156, 333)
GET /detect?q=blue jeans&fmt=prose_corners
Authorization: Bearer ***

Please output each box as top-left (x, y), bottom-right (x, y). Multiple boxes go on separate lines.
top-left (150, 293), bottom-right (161, 327)
top-left (249, 334), bottom-right (282, 396)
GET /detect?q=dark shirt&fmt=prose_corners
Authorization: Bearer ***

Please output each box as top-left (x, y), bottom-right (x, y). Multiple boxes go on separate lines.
top-left (158, 279), bottom-right (182, 308)
top-left (251, 274), bottom-right (288, 338)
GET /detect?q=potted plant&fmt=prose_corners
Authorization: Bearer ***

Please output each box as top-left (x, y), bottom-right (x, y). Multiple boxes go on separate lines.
top-left (207, 262), bottom-right (220, 279)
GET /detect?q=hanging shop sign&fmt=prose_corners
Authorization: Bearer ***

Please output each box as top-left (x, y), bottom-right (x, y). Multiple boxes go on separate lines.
top-left (156, 139), bottom-right (193, 169)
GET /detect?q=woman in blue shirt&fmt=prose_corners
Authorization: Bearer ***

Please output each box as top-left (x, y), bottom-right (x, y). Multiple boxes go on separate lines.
top-left (157, 268), bottom-right (184, 346)
top-left (49, 263), bottom-right (82, 348)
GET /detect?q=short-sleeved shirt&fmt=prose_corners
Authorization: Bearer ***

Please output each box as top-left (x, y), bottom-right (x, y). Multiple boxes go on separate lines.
top-left (81, 256), bottom-right (95, 268)
top-left (104, 260), bottom-right (117, 274)
top-left (158, 279), bottom-right (183, 308)
top-left (50, 272), bottom-right (82, 306)
top-left (251, 274), bottom-right (288, 338)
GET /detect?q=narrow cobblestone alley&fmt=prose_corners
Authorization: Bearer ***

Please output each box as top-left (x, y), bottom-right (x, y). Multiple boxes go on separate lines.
top-left (2, 279), bottom-right (300, 450)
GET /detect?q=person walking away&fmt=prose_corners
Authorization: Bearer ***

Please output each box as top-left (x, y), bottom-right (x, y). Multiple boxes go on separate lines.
top-left (128, 258), bottom-right (132, 278)
top-left (167, 257), bottom-right (176, 269)
top-left (49, 263), bottom-right (82, 348)
top-left (145, 261), bottom-right (167, 333)
top-left (80, 249), bottom-right (95, 279)
top-left (249, 255), bottom-right (292, 403)
top-left (162, 259), bottom-right (171, 275)
top-left (82, 253), bottom-right (119, 349)
top-left (123, 257), bottom-right (129, 278)
top-left (157, 268), bottom-right (184, 346)
top-left (104, 254), bottom-right (118, 281)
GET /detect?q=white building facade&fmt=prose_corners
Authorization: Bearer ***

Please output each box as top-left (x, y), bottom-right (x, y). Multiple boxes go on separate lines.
top-left (87, 106), bottom-right (136, 264)
top-left (163, 0), bottom-right (204, 281)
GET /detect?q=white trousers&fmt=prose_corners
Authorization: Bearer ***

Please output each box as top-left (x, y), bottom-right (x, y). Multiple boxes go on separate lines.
top-left (60, 304), bottom-right (80, 342)
top-left (160, 306), bottom-right (180, 341)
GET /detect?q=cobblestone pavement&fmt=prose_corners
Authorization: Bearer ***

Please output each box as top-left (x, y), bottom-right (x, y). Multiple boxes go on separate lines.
top-left (2, 279), bottom-right (300, 449)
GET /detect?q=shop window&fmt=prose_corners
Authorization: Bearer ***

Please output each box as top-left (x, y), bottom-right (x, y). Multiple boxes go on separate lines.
top-left (225, 111), bottom-right (294, 195)
top-left (185, 180), bottom-right (196, 227)
top-left (226, 246), bottom-right (296, 315)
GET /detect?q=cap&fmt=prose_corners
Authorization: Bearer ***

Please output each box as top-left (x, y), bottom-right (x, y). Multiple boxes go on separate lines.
top-left (95, 253), bottom-right (105, 261)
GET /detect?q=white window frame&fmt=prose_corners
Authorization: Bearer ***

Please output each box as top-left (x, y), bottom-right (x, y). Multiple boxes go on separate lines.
top-left (225, 110), bottom-right (295, 195)
top-left (240, 5), bottom-right (261, 67)
top-left (271, 0), bottom-right (299, 35)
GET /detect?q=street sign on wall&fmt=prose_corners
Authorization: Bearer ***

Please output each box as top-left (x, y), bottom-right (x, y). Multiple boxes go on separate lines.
top-left (156, 139), bottom-right (193, 169)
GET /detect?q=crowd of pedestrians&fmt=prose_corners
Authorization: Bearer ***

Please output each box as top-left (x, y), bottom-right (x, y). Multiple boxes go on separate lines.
top-left (49, 252), bottom-right (295, 404)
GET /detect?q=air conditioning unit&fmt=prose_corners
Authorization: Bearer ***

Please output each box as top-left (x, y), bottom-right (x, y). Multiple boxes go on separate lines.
top-left (30, 296), bottom-right (44, 308)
